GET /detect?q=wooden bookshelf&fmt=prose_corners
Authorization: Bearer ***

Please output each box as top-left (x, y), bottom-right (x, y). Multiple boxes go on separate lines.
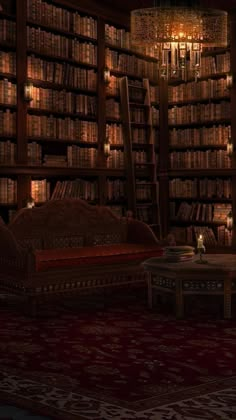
top-left (166, 30), bottom-right (235, 248)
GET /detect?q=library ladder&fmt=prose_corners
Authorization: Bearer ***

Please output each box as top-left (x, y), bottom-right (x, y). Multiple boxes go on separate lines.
top-left (119, 76), bottom-right (161, 237)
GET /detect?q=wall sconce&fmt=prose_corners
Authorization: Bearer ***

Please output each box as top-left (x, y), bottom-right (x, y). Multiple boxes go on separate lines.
top-left (227, 136), bottom-right (233, 157)
top-left (104, 137), bottom-right (110, 158)
top-left (24, 81), bottom-right (33, 102)
top-left (227, 211), bottom-right (233, 231)
top-left (104, 66), bottom-right (111, 85)
top-left (226, 73), bottom-right (233, 89)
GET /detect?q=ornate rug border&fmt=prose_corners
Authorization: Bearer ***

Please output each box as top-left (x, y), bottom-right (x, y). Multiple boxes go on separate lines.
top-left (1, 367), bottom-right (236, 417)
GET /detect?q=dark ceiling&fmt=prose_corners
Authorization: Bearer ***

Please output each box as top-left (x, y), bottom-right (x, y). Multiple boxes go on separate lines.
top-left (69, 0), bottom-right (236, 27)
top-left (99, 0), bottom-right (236, 12)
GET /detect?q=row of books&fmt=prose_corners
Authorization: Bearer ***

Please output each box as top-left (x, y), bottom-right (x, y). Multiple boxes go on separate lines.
top-left (106, 99), bottom-right (120, 120)
top-left (67, 146), bottom-right (97, 168)
top-left (170, 224), bottom-right (232, 246)
top-left (168, 101), bottom-right (230, 124)
top-left (0, 51), bottom-right (16, 75)
top-left (169, 150), bottom-right (231, 169)
top-left (107, 179), bottom-right (125, 201)
top-left (31, 179), bottom-right (50, 202)
top-left (169, 125), bottom-right (230, 147)
top-left (0, 140), bottom-right (15, 163)
top-left (27, 116), bottom-right (97, 142)
top-left (0, 109), bottom-right (16, 135)
top-left (0, 177), bottom-right (17, 203)
top-left (136, 182), bottom-right (152, 201)
top-left (27, 0), bottom-right (97, 39)
top-left (106, 124), bottom-right (123, 144)
top-left (105, 24), bottom-right (131, 50)
top-left (107, 150), bottom-right (125, 168)
top-left (169, 177), bottom-right (232, 199)
top-left (200, 52), bottom-right (230, 76)
top-left (170, 201), bottom-right (232, 222)
top-left (105, 48), bottom-right (158, 81)
top-left (29, 87), bottom-right (97, 115)
top-left (0, 19), bottom-right (16, 43)
top-left (168, 78), bottom-right (228, 102)
top-left (50, 179), bottom-right (98, 201)
top-left (27, 28), bottom-right (97, 65)
top-left (0, 79), bottom-right (16, 104)
top-left (28, 56), bottom-right (97, 90)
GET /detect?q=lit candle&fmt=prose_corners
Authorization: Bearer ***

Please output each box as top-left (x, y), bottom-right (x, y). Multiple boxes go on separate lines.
top-left (197, 234), bottom-right (204, 249)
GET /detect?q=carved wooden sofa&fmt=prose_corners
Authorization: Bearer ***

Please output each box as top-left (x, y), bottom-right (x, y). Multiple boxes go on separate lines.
top-left (0, 199), bottom-right (164, 314)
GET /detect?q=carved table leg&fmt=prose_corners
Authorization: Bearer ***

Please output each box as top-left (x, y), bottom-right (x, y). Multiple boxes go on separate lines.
top-left (175, 277), bottom-right (184, 319)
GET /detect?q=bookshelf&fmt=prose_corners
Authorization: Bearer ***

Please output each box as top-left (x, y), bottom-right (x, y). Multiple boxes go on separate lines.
top-left (0, 3), bottom-right (17, 222)
top-left (0, 0), bottom-right (161, 226)
top-left (167, 45), bottom-right (234, 248)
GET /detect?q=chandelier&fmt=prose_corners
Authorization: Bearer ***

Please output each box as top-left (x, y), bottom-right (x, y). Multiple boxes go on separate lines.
top-left (131, 2), bottom-right (228, 80)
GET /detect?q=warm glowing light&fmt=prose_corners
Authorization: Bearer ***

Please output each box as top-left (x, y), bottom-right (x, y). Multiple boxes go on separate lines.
top-left (131, 6), bottom-right (228, 80)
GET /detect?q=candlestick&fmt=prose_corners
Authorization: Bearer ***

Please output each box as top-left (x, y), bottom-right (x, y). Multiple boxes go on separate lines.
top-left (195, 234), bottom-right (208, 264)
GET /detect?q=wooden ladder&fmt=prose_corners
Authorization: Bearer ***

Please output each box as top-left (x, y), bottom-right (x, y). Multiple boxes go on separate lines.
top-left (119, 76), bottom-right (161, 237)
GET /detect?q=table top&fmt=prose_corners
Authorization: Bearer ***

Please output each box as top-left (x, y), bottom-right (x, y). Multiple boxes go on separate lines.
top-left (142, 254), bottom-right (236, 273)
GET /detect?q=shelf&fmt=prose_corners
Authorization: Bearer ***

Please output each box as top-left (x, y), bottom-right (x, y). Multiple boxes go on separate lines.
top-left (27, 78), bottom-right (96, 95)
top-left (110, 69), bottom-right (158, 84)
top-left (27, 19), bottom-right (97, 44)
top-left (105, 42), bottom-right (158, 63)
top-left (27, 137), bottom-right (98, 146)
top-left (0, 103), bottom-right (16, 109)
top-left (0, 11), bottom-right (16, 20)
top-left (0, 41), bottom-right (15, 50)
top-left (27, 48), bottom-right (97, 69)
top-left (170, 197), bottom-right (232, 202)
top-left (169, 169), bottom-right (234, 177)
top-left (27, 108), bottom-right (97, 119)
top-left (171, 219), bottom-right (227, 226)
top-left (169, 71), bottom-right (229, 86)
top-left (168, 95), bottom-right (230, 107)
top-left (0, 71), bottom-right (16, 80)
top-left (0, 165), bottom-right (126, 177)
top-left (169, 144), bottom-right (227, 151)
top-left (169, 118), bottom-right (231, 128)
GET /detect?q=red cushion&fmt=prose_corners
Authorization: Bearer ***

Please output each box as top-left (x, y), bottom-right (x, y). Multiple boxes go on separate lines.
top-left (35, 243), bottom-right (163, 272)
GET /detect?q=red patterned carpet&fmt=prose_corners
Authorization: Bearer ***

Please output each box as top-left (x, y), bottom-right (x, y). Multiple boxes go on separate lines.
top-left (0, 296), bottom-right (236, 419)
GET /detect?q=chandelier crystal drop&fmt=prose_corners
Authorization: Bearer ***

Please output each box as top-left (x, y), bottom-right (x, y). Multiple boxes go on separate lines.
top-left (131, 6), bottom-right (228, 80)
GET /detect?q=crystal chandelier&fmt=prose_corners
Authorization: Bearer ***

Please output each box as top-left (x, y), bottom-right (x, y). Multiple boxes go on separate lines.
top-left (131, 1), bottom-right (228, 80)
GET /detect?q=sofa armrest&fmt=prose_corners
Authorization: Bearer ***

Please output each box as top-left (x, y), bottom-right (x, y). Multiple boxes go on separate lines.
top-left (126, 219), bottom-right (160, 245)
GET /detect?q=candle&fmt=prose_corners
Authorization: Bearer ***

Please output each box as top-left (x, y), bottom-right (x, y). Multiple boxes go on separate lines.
top-left (197, 234), bottom-right (204, 249)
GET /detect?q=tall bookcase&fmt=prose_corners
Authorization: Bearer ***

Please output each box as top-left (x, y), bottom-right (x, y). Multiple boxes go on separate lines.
top-left (0, 1), bottom-right (17, 222)
top-left (160, 9), bottom-right (236, 249)
top-left (0, 0), bottom-right (159, 224)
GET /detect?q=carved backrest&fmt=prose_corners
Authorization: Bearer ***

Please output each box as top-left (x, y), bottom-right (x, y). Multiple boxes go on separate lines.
top-left (9, 199), bottom-right (127, 250)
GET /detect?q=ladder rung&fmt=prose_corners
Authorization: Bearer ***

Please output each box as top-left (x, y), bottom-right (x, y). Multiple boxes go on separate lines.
top-left (129, 102), bottom-right (149, 107)
top-left (128, 84), bottom-right (146, 90)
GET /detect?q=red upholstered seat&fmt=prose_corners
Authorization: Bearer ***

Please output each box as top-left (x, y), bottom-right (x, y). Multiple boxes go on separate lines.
top-left (35, 243), bottom-right (163, 272)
